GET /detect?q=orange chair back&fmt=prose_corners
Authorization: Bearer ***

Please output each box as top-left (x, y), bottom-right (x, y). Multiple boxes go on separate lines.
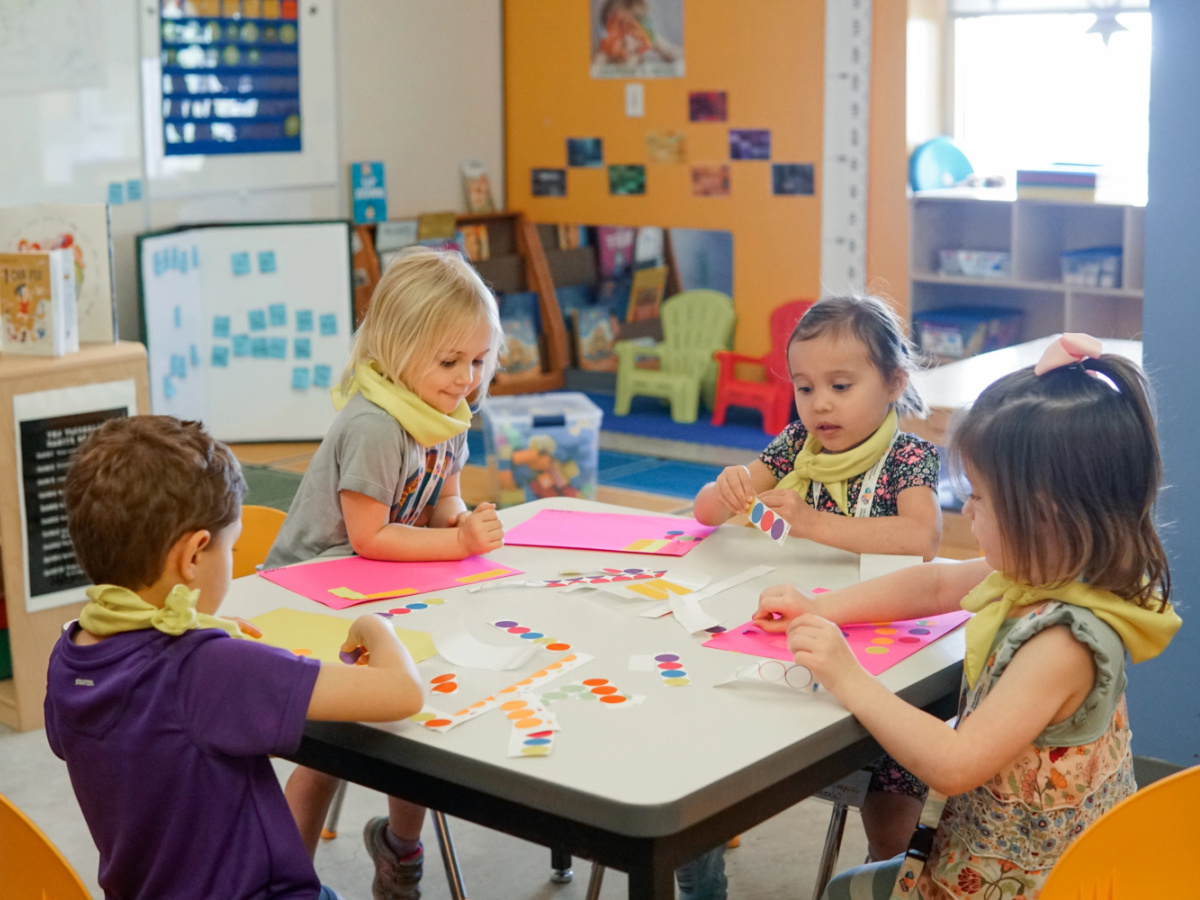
top-left (232, 504), bottom-right (288, 578)
top-left (765, 299), bottom-right (815, 385)
top-left (0, 792), bottom-right (92, 900)
top-left (1040, 763), bottom-right (1200, 899)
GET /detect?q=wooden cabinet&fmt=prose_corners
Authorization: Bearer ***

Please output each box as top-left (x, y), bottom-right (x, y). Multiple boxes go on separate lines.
top-left (0, 342), bottom-right (150, 731)
top-left (910, 189), bottom-right (1144, 342)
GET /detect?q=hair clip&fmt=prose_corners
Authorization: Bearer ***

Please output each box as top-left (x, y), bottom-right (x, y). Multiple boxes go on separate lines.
top-left (1034, 333), bottom-right (1103, 376)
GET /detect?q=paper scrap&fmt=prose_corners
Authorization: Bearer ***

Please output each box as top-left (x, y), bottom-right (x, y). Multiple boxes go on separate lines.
top-left (540, 678), bottom-right (645, 706)
top-left (249, 607), bottom-right (437, 664)
top-left (641, 564), bottom-right (776, 621)
top-left (432, 618), bottom-right (539, 671)
top-left (630, 652), bottom-right (690, 686)
top-left (491, 619), bottom-right (573, 652)
top-left (506, 691), bottom-right (559, 758)
top-left (713, 659), bottom-right (812, 690)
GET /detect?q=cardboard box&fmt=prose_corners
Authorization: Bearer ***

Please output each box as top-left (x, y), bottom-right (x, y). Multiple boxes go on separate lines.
top-left (481, 392), bottom-right (602, 507)
top-left (913, 306), bottom-right (1023, 363)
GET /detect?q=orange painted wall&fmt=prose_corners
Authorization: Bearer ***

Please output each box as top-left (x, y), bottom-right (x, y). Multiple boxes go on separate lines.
top-left (504, 0), bottom-right (908, 356)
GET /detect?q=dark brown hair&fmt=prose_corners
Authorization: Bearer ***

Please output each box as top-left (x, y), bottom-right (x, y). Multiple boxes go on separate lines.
top-left (789, 295), bottom-right (929, 417)
top-left (64, 416), bottom-right (246, 590)
top-left (950, 354), bottom-right (1170, 606)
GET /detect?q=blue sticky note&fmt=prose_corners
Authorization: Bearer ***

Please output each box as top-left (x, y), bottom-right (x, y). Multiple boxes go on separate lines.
top-left (170, 353), bottom-right (187, 379)
top-left (107, 182), bottom-right (124, 205)
top-left (258, 250), bottom-right (277, 274)
top-left (213, 315), bottom-right (231, 338)
top-left (189, 344), bottom-right (200, 368)
top-left (232, 334), bottom-right (251, 357)
top-left (163, 375), bottom-right (176, 399)
top-left (251, 337), bottom-right (269, 358)
top-left (211, 346), bottom-right (230, 367)
top-left (319, 314), bottom-right (338, 336)
top-left (126, 179), bottom-right (143, 201)
top-left (268, 337), bottom-right (287, 359)
top-left (248, 310), bottom-right (267, 331)
top-left (231, 252), bottom-right (251, 276)
top-left (296, 310), bottom-right (314, 332)
top-left (312, 364), bottom-right (333, 388)
top-left (293, 337), bottom-right (312, 359)
top-left (268, 303), bottom-right (287, 326)
top-left (291, 367), bottom-right (311, 390)
top-left (173, 306), bottom-right (181, 328)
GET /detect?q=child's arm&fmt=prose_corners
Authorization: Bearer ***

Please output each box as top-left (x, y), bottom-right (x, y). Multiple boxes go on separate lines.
top-left (789, 614), bottom-right (1095, 796)
top-left (755, 556), bottom-right (992, 632)
top-left (307, 614), bottom-right (425, 722)
top-left (427, 472), bottom-right (468, 529)
top-left (693, 460), bottom-right (779, 525)
top-left (342, 489), bottom-right (503, 561)
top-left (757, 484), bottom-right (943, 560)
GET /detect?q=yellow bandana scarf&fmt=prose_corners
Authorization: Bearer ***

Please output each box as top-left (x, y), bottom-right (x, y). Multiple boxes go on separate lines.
top-left (80, 584), bottom-right (244, 639)
top-left (960, 571), bottom-right (1181, 688)
top-left (775, 409), bottom-right (898, 515)
top-left (331, 360), bottom-right (471, 448)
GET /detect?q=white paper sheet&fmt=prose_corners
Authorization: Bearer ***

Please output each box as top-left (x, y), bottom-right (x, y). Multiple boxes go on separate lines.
top-left (431, 618), bottom-right (539, 670)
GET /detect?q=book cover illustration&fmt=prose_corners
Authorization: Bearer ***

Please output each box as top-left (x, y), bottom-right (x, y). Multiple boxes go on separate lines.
top-left (626, 265), bottom-right (668, 322)
top-left (350, 161), bottom-right (387, 224)
top-left (0, 249), bottom-right (79, 356)
top-left (497, 315), bottom-right (542, 380)
top-left (417, 212), bottom-right (458, 242)
top-left (596, 225), bottom-right (637, 279)
top-left (573, 305), bottom-right (619, 372)
top-left (460, 224), bottom-right (490, 263)
top-left (460, 159), bottom-right (496, 213)
top-left (0, 204), bottom-right (115, 343)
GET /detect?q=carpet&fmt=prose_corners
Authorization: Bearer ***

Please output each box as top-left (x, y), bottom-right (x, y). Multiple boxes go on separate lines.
top-left (242, 465), bottom-right (303, 512)
top-left (580, 391), bottom-right (775, 452)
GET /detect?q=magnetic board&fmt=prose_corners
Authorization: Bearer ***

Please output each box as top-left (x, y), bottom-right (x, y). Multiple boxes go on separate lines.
top-left (138, 220), bottom-right (352, 442)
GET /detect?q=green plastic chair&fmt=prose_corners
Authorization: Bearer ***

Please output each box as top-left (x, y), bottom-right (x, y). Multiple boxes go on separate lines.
top-left (613, 290), bottom-right (736, 423)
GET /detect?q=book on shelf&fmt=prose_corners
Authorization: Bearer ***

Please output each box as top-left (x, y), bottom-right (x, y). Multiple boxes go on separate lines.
top-left (626, 265), bottom-right (668, 322)
top-left (460, 224), bottom-right (490, 263)
top-left (557, 223), bottom-right (583, 249)
top-left (596, 225), bottom-right (636, 279)
top-left (0, 248), bottom-right (79, 356)
top-left (460, 159), bottom-right (496, 214)
top-left (375, 220), bottom-right (419, 255)
top-left (496, 316), bottom-right (542, 381)
top-left (0, 203), bottom-right (116, 343)
top-left (1016, 165), bottom-right (1098, 202)
top-left (572, 305), bottom-right (619, 372)
top-left (417, 212), bottom-right (459, 242)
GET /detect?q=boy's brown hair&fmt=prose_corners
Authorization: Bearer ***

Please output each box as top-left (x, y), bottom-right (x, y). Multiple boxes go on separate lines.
top-left (64, 416), bottom-right (246, 590)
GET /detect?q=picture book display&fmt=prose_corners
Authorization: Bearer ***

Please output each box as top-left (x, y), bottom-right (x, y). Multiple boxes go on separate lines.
top-left (626, 265), bottom-right (668, 322)
top-left (138, 221), bottom-right (354, 442)
top-left (502, 509), bottom-right (715, 556)
top-left (260, 555), bottom-right (522, 610)
top-left (0, 204), bottom-right (116, 343)
top-left (0, 249), bottom-right (78, 356)
top-left (460, 159), bottom-right (496, 213)
top-left (702, 611), bottom-right (973, 676)
top-left (573, 306), bottom-right (618, 372)
top-left (596, 226), bottom-right (637, 278)
top-left (459, 224), bottom-right (490, 262)
top-left (350, 161), bottom-right (387, 224)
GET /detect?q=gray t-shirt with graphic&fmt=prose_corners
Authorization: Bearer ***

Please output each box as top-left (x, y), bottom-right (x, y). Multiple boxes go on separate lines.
top-left (264, 393), bottom-right (468, 568)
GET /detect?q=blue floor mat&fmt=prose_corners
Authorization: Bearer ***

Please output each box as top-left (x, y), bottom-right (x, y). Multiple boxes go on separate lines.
top-left (582, 392), bottom-right (773, 451)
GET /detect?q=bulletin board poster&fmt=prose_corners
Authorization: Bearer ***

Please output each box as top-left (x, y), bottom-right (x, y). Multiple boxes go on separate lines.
top-left (13, 380), bottom-right (138, 614)
top-left (139, 220), bottom-right (353, 442)
top-left (590, 0), bottom-right (684, 79)
top-left (159, 0), bottom-right (302, 156)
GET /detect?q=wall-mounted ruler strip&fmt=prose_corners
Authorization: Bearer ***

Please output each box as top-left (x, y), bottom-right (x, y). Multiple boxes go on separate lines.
top-left (820, 0), bottom-right (872, 296)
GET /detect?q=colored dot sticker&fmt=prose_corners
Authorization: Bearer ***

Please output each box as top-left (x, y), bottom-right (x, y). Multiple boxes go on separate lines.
top-left (524, 737), bottom-right (552, 745)
top-left (374, 612), bottom-right (394, 618)
top-left (654, 654), bottom-right (679, 662)
top-left (582, 678), bottom-right (608, 686)
top-left (864, 647), bottom-right (889, 655)
top-left (501, 700), bottom-right (527, 711)
top-left (871, 638), bottom-right (895, 645)
top-left (599, 694), bottom-right (627, 703)
top-left (659, 669), bottom-right (687, 678)
top-left (508, 626), bottom-right (530, 635)
top-left (432, 683), bottom-right (457, 694)
top-left (666, 530), bottom-right (684, 535)
top-left (542, 691), bottom-right (568, 702)
top-left (409, 712), bottom-right (436, 723)
top-left (760, 509), bottom-right (775, 529)
top-left (706, 625), bottom-right (728, 633)
top-left (591, 685), bottom-right (619, 695)
top-left (495, 620), bottom-right (518, 628)
top-left (874, 627), bottom-right (897, 635)
top-left (292, 648), bottom-right (312, 656)
top-left (577, 691), bottom-right (598, 701)
top-left (562, 684), bottom-right (585, 693)
top-left (388, 608), bottom-right (411, 615)
top-left (770, 520), bottom-right (786, 540)
top-left (406, 602), bottom-right (428, 610)
top-left (425, 719), bottom-right (452, 728)
top-left (664, 677), bottom-right (690, 686)
top-left (898, 636), bottom-right (921, 644)
top-left (658, 661), bottom-right (683, 670)
top-left (546, 642), bottom-right (571, 651)
top-left (908, 628), bottom-right (931, 636)
top-left (431, 674), bottom-right (456, 684)
top-left (519, 632), bottom-right (544, 640)
top-left (515, 717), bottom-right (542, 728)
top-left (426, 598), bottom-right (445, 605)
top-left (749, 503), bottom-right (763, 524)
top-left (521, 745), bottom-right (551, 756)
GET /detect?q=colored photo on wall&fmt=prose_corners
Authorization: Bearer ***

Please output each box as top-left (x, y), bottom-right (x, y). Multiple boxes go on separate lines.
top-left (729, 129), bottom-right (771, 161)
top-left (609, 164), bottom-right (647, 195)
top-left (567, 138), bottom-right (604, 168)
top-left (691, 164), bottom-right (730, 197)
top-left (772, 163), bottom-right (815, 196)
top-left (532, 168), bottom-right (567, 196)
top-left (590, 0), bottom-right (684, 79)
top-left (646, 131), bottom-right (687, 164)
top-left (688, 91), bottom-right (727, 122)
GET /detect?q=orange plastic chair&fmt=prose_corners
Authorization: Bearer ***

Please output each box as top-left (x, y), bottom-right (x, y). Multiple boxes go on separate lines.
top-left (1040, 762), bottom-right (1200, 899)
top-left (711, 299), bottom-right (814, 434)
top-left (0, 792), bottom-right (92, 900)
top-left (232, 504), bottom-right (287, 578)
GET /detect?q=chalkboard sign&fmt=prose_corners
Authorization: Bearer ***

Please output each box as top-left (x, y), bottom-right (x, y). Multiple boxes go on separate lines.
top-left (13, 380), bottom-right (139, 614)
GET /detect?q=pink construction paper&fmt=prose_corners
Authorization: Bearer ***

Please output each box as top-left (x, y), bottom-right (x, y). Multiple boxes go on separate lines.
top-left (502, 510), bottom-right (716, 556)
top-left (702, 611), bottom-right (972, 676)
top-left (259, 555), bottom-right (523, 610)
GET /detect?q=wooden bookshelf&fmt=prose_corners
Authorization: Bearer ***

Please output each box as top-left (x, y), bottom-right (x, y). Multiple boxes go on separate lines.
top-left (0, 342), bottom-right (150, 731)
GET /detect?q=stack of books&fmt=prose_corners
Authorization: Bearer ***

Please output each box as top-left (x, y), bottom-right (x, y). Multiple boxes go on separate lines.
top-left (1015, 166), bottom-right (1098, 202)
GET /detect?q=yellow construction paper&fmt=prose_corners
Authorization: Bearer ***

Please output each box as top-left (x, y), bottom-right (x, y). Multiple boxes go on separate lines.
top-left (249, 607), bottom-right (437, 664)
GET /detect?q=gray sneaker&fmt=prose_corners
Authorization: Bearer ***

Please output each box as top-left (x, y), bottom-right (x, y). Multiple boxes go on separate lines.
top-left (362, 816), bottom-right (423, 900)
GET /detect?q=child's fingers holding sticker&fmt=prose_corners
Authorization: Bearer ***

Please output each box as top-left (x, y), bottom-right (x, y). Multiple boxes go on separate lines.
top-left (787, 614), bottom-right (859, 691)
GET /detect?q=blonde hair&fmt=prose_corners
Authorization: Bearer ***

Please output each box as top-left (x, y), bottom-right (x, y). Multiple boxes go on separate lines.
top-left (341, 247), bottom-right (503, 404)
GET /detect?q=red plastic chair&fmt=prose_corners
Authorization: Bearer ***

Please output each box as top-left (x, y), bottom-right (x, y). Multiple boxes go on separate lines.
top-left (711, 299), bottom-right (813, 434)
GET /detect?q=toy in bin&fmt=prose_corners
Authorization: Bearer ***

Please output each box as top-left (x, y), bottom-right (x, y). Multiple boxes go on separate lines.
top-left (913, 306), bottom-right (1023, 363)
top-left (481, 392), bottom-right (602, 507)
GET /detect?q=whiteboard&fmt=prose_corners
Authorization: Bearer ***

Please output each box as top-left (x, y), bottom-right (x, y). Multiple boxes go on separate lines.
top-left (139, 220), bottom-right (352, 441)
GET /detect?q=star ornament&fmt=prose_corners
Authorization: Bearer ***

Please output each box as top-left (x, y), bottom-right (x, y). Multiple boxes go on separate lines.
top-left (1086, 10), bottom-right (1130, 47)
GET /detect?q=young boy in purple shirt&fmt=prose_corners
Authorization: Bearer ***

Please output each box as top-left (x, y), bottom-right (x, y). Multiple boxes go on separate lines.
top-left (44, 415), bottom-right (425, 900)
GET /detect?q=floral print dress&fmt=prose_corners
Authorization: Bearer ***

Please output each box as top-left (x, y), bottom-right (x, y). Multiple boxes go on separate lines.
top-left (915, 601), bottom-right (1136, 899)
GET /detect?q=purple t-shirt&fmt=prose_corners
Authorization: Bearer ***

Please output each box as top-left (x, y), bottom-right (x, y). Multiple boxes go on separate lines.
top-left (45, 624), bottom-right (322, 900)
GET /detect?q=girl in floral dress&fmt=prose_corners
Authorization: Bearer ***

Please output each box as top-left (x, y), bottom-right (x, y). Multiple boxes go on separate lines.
top-left (757, 335), bottom-right (1182, 899)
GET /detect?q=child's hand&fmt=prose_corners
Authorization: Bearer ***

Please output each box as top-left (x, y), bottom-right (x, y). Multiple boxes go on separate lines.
top-left (456, 502), bottom-right (504, 555)
top-left (753, 584), bottom-right (819, 632)
top-left (757, 489), bottom-right (817, 534)
top-left (714, 465), bottom-right (756, 516)
top-left (787, 614), bottom-right (864, 696)
top-left (342, 613), bottom-right (405, 665)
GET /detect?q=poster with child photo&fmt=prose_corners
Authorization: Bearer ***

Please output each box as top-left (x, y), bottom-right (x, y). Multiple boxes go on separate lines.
top-left (590, 0), bottom-right (684, 79)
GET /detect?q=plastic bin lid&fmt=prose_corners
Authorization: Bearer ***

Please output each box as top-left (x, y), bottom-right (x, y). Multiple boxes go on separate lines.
top-left (481, 391), bottom-right (603, 424)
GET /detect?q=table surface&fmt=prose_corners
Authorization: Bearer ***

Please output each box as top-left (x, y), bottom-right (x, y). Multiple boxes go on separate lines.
top-left (223, 497), bottom-right (965, 844)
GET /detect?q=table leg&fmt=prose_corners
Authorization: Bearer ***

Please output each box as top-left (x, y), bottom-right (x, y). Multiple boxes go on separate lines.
top-left (551, 846), bottom-right (574, 883)
top-left (627, 851), bottom-right (675, 900)
top-left (432, 810), bottom-right (469, 900)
